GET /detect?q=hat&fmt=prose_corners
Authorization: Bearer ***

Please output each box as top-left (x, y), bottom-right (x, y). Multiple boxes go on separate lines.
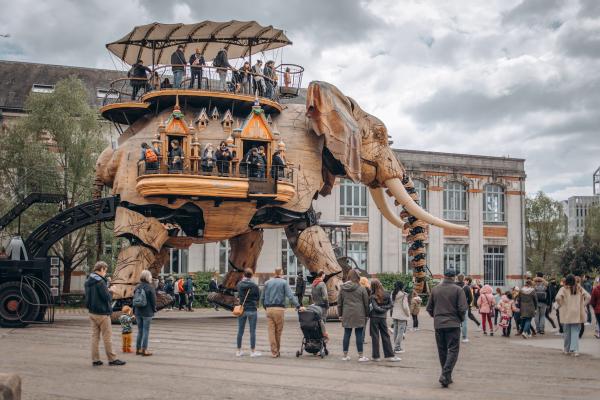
top-left (443, 269), bottom-right (457, 278)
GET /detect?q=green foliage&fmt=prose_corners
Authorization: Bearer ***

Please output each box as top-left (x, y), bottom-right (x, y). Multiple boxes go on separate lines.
top-left (525, 191), bottom-right (567, 275)
top-left (559, 235), bottom-right (600, 277)
top-left (192, 272), bottom-right (214, 307)
top-left (0, 76), bottom-right (108, 291)
top-left (585, 205), bottom-right (600, 243)
top-left (376, 273), bottom-right (414, 292)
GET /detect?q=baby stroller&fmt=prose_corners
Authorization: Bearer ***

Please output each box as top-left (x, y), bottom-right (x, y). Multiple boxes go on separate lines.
top-left (296, 308), bottom-right (328, 358)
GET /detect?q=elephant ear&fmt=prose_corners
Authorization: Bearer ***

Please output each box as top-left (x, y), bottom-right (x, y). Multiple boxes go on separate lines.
top-left (306, 81), bottom-right (362, 185)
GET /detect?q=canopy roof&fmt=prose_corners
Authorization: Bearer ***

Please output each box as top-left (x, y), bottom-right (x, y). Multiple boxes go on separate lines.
top-left (106, 20), bottom-right (292, 66)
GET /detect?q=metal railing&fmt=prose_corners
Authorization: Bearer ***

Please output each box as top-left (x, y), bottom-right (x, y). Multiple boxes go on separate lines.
top-left (102, 63), bottom-right (303, 106)
top-left (138, 157), bottom-right (294, 183)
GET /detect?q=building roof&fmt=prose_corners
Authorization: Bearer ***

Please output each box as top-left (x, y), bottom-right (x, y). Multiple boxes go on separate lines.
top-left (0, 60), bottom-right (126, 112)
top-left (394, 148), bottom-right (526, 177)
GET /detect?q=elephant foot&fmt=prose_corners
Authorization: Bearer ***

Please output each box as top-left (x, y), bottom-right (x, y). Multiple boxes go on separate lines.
top-left (207, 292), bottom-right (237, 311)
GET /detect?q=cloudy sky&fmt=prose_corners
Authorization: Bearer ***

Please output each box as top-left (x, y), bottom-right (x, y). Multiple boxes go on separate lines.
top-left (1, 0), bottom-right (599, 200)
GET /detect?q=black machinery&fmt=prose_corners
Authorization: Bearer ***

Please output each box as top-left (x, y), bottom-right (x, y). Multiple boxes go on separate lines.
top-left (0, 194), bottom-right (119, 328)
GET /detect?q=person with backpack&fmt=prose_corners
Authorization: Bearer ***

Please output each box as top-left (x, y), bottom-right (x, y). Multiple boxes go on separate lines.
top-left (533, 272), bottom-right (549, 334)
top-left (164, 277), bottom-right (175, 310)
top-left (476, 284), bottom-right (496, 335)
top-left (391, 281), bottom-right (410, 353)
top-left (85, 261), bottom-right (126, 367)
top-left (133, 270), bottom-right (157, 356)
top-left (311, 270), bottom-right (329, 321)
top-left (519, 280), bottom-right (538, 338)
top-left (236, 268), bottom-right (261, 357)
top-left (139, 142), bottom-right (160, 172)
top-left (176, 276), bottom-right (186, 310)
top-left (184, 275), bottom-right (195, 312)
top-left (456, 274), bottom-right (475, 342)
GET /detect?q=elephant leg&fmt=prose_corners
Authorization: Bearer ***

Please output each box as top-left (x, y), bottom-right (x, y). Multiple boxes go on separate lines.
top-left (208, 229), bottom-right (264, 310)
top-left (284, 224), bottom-right (342, 314)
top-left (110, 207), bottom-right (171, 306)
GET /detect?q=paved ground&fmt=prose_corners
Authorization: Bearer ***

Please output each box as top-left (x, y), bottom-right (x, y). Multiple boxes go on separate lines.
top-left (1, 308), bottom-right (599, 400)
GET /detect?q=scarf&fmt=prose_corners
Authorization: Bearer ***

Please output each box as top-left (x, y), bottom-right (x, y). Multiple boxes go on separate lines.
top-left (312, 277), bottom-right (323, 288)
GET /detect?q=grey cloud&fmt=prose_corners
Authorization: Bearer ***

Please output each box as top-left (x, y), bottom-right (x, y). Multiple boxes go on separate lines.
top-left (578, 0), bottom-right (600, 18)
top-left (557, 22), bottom-right (600, 59)
top-left (502, 0), bottom-right (567, 27)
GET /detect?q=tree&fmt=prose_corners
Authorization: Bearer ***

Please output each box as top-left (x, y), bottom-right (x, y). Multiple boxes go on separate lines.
top-left (525, 191), bottom-right (567, 275)
top-left (0, 76), bottom-right (106, 292)
top-left (585, 205), bottom-right (600, 243)
top-left (559, 235), bottom-right (600, 277)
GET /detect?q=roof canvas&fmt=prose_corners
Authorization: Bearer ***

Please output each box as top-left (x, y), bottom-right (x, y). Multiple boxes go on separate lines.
top-left (106, 20), bottom-right (291, 66)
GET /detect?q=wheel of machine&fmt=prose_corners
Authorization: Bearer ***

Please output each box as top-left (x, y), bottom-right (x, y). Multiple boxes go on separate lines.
top-left (0, 281), bottom-right (41, 328)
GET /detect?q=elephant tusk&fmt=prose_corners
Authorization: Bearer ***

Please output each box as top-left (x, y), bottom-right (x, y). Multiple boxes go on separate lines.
top-left (385, 178), bottom-right (469, 233)
top-left (368, 187), bottom-right (406, 229)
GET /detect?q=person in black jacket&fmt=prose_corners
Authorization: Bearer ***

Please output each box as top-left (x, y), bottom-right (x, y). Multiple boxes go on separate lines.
top-left (236, 269), bottom-right (261, 357)
top-left (171, 45), bottom-right (186, 88)
top-left (369, 279), bottom-right (400, 362)
top-left (215, 141), bottom-right (233, 175)
top-left (133, 270), bottom-right (157, 356)
top-left (84, 261), bottom-right (125, 366)
top-left (128, 59), bottom-right (151, 100)
top-left (271, 150), bottom-right (285, 180)
top-left (188, 47), bottom-right (205, 89)
top-left (295, 271), bottom-right (306, 306)
top-left (213, 48), bottom-right (234, 91)
top-left (427, 269), bottom-right (468, 388)
top-left (546, 277), bottom-right (559, 329)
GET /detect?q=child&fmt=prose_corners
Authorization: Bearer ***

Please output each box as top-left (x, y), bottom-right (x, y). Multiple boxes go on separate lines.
top-left (119, 306), bottom-right (134, 353)
top-left (477, 284), bottom-right (496, 335)
top-left (498, 292), bottom-right (516, 337)
top-left (410, 291), bottom-right (422, 331)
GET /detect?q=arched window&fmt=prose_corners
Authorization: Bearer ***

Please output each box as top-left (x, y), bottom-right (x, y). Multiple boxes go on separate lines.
top-left (339, 179), bottom-right (368, 217)
top-left (413, 179), bottom-right (428, 210)
top-left (483, 184), bottom-right (505, 222)
top-left (443, 181), bottom-right (467, 221)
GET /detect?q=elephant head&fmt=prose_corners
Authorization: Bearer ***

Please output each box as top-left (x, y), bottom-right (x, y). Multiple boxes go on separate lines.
top-left (307, 81), bottom-right (467, 291)
top-left (306, 80), bottom-right (467, 232)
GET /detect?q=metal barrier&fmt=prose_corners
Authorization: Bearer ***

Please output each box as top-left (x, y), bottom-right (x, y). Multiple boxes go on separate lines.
top-left (102, 63), bottom-right (303, 105)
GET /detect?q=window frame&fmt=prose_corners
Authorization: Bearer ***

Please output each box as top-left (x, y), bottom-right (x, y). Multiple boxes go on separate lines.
top-left (443, 181), bottom-right (468, 221)
top-left (348, 241), bottom-right (368, 270)
top-left (339, 179), bottom-right (368, 218)
top-left (218, 241), bottom-right (230, 275)
top-left (413, 179), bottom-right (428, 210)
top-left (483, 184), bottom-right (505, 223)
top-left (443, 244), bottom-right (469, 275)
top-left (483, 246), bottom-right (505, 287)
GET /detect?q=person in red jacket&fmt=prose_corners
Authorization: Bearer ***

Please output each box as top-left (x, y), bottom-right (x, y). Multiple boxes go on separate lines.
top-left (590, 278), bottom-right (600, 339)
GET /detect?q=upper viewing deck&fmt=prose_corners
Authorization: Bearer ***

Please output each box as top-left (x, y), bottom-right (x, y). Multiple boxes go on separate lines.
top-left (99, 21), bottom-right (304, 126)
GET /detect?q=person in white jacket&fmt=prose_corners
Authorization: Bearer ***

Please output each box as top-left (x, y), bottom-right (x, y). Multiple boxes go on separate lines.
top-left (391, 281), bottom-right (411, 353)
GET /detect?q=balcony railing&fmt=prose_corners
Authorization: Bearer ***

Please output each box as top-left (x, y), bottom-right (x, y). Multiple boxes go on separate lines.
top-left (102, 64), bottom-right (303, 106)
top-left (138, 158), bottom-right (294, 183)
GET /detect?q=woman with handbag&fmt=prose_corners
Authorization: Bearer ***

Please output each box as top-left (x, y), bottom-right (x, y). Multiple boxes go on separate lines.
top-left (235, 268), bottom-right (261, 357)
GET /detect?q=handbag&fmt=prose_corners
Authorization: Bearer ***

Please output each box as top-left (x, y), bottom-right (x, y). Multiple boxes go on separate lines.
top-left (232, 288), bottom-right (250, 317)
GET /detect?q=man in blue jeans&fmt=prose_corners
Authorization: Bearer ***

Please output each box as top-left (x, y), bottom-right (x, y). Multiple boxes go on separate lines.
top-left (236, 269), bottom-right (261, 357)
top-left (170, 45), bottom-right (186, 88)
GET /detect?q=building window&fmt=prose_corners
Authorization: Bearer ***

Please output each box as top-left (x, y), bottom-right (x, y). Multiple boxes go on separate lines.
top-left (483, 184), bottom-right (505, 222)
top-left (413, 179), bottom-right (428, 210)
top-left (281, 237), bottom-right (302, 286)
top-left (443, 244), bottom-right (468, 275)
top-left (484, 246), bottom-right (505, 286)
top-left (340, 179), bottom-right (368, 217)
top-left (348, 241), bottom-right (368, 270)
top-left (167, 248), bottom-right (188, 275)
top-left (31, 84), bottom-right (55, 94)
top-left (218, 241), bottom-right (230, 274)
top-left (443, 181), bottom-right (468, 221)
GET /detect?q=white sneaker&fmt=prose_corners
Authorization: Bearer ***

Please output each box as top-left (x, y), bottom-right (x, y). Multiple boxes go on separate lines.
top-left (236, 350), bottom-right (244, 357)
top-left (250, 351), bottom-right (261, 357)
top-left (462, 338), bottom-right (470, 343)
top-left (358, 356), bottom-right (370, 362)
top-left (584, 322), bottom-right (591, 326)
top-left (341, 356), bottom-right (351, 361)
top-left (372, 358), bottom-right (380, 362)
top-left (394, 349), bottom-right (405, 354)
top-left (572, 352), bottom-right (580, 357)
top-left (387, 356), bottom-right (402, 362)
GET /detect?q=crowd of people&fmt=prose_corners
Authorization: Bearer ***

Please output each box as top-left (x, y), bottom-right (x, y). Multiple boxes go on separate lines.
top-left (84, 260), bottom-right (599, 389)
top-left (126, 46), bottom-right (288, 100)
